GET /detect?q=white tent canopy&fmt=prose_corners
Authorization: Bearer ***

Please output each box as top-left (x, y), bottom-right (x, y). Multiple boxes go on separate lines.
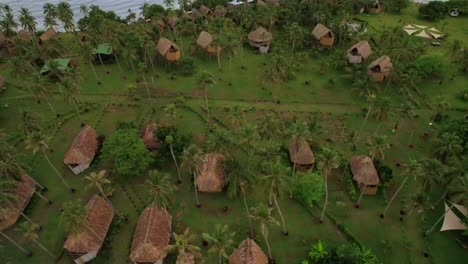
top-left (403, 24), bottom-right (444, 39)
top-left (440, 202), bottom-right (467, 232)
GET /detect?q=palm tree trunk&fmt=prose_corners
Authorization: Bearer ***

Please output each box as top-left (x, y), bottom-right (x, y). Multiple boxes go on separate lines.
top-left (217, 50), bottom-right (221, 70)
top-left (204, 87), bottom-right (210, 122)
top-left (320, 172), bottom-right (329, 222)
top-left (45, 98), bottom-right (57, 115)
top-left (381, 175), bottom-right (409, 217)
top-left (142, 75), bottom-right (150, 97)
top-left (34, 240), bottom-right (56, 259)
top-left (11, 207), bottom-right (35, 225)
top-left (357, 106), bottom-right (372, 140)
top-left (273, 194), bottom-right (287, 235)
top-left (114, 53), bottom-right (123, 75)
top-left (146, 48), bottom-right (156, 74)
top-left (355, 184), bottom-right (367, 207)
top-left (242, 188), bottom-right (254, 238)
top-left (90, 63), bottom-right (99, 81)
top-left (0, 232), bottom-right (30, 255)
top-left (85, 224), bottom-right (104, 241)
top-left (98, 186), bottom-right (113, 208)
top-left (425, 203), bottom-right (455, 235)
top-left (431, 190), bottom-right (448, 210)
top-left (192, 170), bottom-right (200, 206)
top-left (218, 251), bottom-right (222, 264)
top-left (41, 150), bottom-right (71, 190)
top-left (169, 144), bottom-right (182, 182)
top-left (262, 228), bottom-right (273, 259)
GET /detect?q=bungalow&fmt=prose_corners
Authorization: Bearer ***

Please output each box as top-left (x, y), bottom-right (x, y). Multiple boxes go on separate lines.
top-left (229, 238), bottom-right (268, 264)
top-left (289, 141), bottom-right (315, 170)
top-left (349, 156), bottom-right (380, 195)
top-left (38, 28), bottom-right (57, 45)
top-left (312, 23), bottom-right (335, 47)
top-left (197, 153), bottom-right (225, 192)
top-left (248, 26), bottom-right (272, 53)
top-left (141, 123), bottom-right (160, 151)
top-left (157, 38), bottom-right (181, 62)
top-left (64, 125), bottom-right (99, 175)
top-left (368, 55), bottom-right (393, 82)
top-left (197, 31), bottom-right (221, 54)
top-left (347, 41), bottom-right (372, 64)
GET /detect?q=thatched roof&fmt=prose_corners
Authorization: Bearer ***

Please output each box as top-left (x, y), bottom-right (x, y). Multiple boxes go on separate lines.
top-left (229, 238), bottom-right (268, 264)
top-left (63, 125), bottom-right (98, 165)
top-left (289, 141), bottom-right (315, 166)
top-left (214, 6), bottom-right (227, 17)
top-left (199, 5), bottom-right (212, 16)
top-left (197, 31), bottom-right (214, 49)
top-left (312, 23), bottom-right (333, 40)
top-left (0, 174), bottom-right (36, 231)
top-left (191, 8), bottom-right (202, 19)
top-left (248, 26), bottom-right (272, 43)
top-left (130, 207), bottom-right (172, 263)
top-left (157, 38), bottom-right (179, 56)
top-left (64, 195), bottom-right (114, 254)
top-left (141, 123), bottom-right (160, 150)
top-left (18, 30), bottom-right (33, 41)
top-left (197, 153), bottom-right (225, 192)
top-left (168, 16), bottom-right (179, 29)
top-left (349, 156), bottom-right (380, 186)
top-left (39, 28), bottom-right (57, 42)
top-left (368, 55), bottom-right (393, 73)
top-left (348, 41), bottom-right (371, 60)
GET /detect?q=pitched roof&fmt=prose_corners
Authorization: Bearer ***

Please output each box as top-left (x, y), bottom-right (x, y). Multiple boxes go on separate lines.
top-left (289, 141), bottom-right (315, 166)
top-left (349, 156), bottom-right (380, 186)
top-left (229, 238), bottom-right (269, 264)
top-left (18, 30), bottom-right (33, 41)
top-left (347, 41), bottom-right (372, 60)
top-left (64, 195), bottom-right (114, 254)
top-left (40, 58), bottom-right (71, 74)
top-left (199, 5), bottom-right (212, 15)
top-left (157, 38), bottom-right (179, 56)
top-left (312, 23), bottom-right (333, 40)
top-left (141, 123), bottom-right (160, 150)
top-left (92, 43), bottom-right (113, 55)
top-left (130, 207), bottom-right (172, 263)
top-left (368, 55), bottom-right (393, 73)
top-left (197, 31), bottom-right (214, 48)
top-left (248, 26), bottom-right (272, 43)
top-left (214, 6), bottom-right (227, 17)
top-left (63, 125), bottom-right (99, 165)
top-left (197, 153), bottom-right (225, 192)
top-left (39, 28), bottom-right (57, 42)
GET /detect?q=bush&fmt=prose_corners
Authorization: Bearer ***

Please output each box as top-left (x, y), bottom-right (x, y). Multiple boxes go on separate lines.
top-left (414, 53), bottom-right (445, 77)
top-left (178, 58), bottom-right (196, 76)
top-left (293, 171), bottom-right (324, 207)
top-left (419, 1), bottom-right (449, 20)
top-left (384, 0), bottom-right (411, 13)
top-left (155, 126), bottom-right (190, 164)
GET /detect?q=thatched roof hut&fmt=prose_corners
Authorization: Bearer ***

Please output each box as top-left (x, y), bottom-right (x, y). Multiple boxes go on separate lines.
top-left (197, 153), bottom-right (225, 192)
top-left (64, 195), bottom-right (114, 260)
top-left (248, 26), bottom-right (272, 52)
top-left (347, 41), bottom-right (372, 64)
top-left (199, 5), bottom-right (212, 16)
top-left (18, 30), bottom-right (33, 42)
top-left (64, 125), bottom-right (99, 175)
top-left (197, 31), bottom-right (221, 54)
top-left (167, 16), bottom-right (179, 29)
top-left (130, 207), bottom-right (172, 263)
top-left (229, 238), bottom-right (268, 264)
top-left (39, 28), bottom-right (57, 44)
top-left (349, 156), bottom-right (380, 195)
top-left (0, 175), bottom-right (36, 231)
top-left (141, 123), bottom-right (160, 151)
top-left (214, 6), bottom-right (227, 17)
top-left (289, 141), bottom-right (315, 168)
top-left (312, 23), bottom-right (334, 47)
top-left (369, 1), bottom-right (383, 14)
top-left (368, 55), bottom-right (392, 82)
top-left (157, 38), bottom-right (181, 62)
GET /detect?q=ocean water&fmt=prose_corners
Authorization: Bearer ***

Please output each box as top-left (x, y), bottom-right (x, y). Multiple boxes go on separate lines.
top-left (0, 0), bottom-right (167, 30)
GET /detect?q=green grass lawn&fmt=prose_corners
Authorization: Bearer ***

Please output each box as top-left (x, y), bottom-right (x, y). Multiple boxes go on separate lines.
top-left (1, 3), bottom-right (467, 264)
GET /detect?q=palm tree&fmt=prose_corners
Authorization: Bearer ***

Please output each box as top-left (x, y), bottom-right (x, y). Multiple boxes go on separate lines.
top-left (401, 191), bottom-right (431, 222)
top-left (180, 144), bottom-right (203, 207)
top-left (84, 170), bottom-right (113, 206)
top-left (366, 134), bottom-right (389, 160)
top-left (167, 228), bottom-right (202, 264)
top-left (381, 160), bottom-right (422, 218)
top-left (249, 204), bottom-right (279, 260)
top-left (57, 2), bottom-right (75, 32)
top-left (357, 92), bottom-right (377, 139)
top-left (262, 161), bottom-right (291, 235)
top-left (25, 132), bottom-right (73, 191)
top-left (165, 135), bottom-right (182, 184)
top-left (59, 77), bottom-right (82, 124)
top-left (28, 72), bottom-right (57, 114)
top-left (197, 71), bottom-right (216, 121)
top-left (43, 3), bottom-right (58, 30)
top-left (0, 5), bottom-right (19, 37)
top-left (394, 102), bottom-right (414, 130)
top-left (16, 222), bottom-right (56, 259)
top-left (257, 113), bottom-right (281, 139)
top-left (287, 22), bottom-right (304, 57)
top-left (317, 146), bottom-right (340, 223)
top-left (370, 96), bottom-right (391, 121)
top-left (61, 200), bottom-right (102, 240)
top-left (418, 159), bottom-right (446, 193)
top-left (0, 230), bottom-right (30, 256)
top-left (138, 62), bottom-right (151, 97)
top-left (202, 224), bottom-right (235, 264)
top-left (288, 120), bottom-right (312, 178)
top-left (430, 96), bottom-right (450, 124)
top-left (225, 105), bottom-right (247, 129)
top-left (163, 103), bottom-right (179, 126)
top-left (80, 41), bottom-right (99, 82)
top-left (206, 127), bottom-right (233, 158)
top-left (144, 170), bottom-right (177, 209)
top-left (432, 133), bottom-right (463, 163)
top-left (19, 8), bottom-right (37, 33)
top-left (309, 240), bottom-right (328, 262)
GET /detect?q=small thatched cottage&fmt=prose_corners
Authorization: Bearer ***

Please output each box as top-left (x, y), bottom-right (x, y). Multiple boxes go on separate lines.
top-left (248, 26), bottom-right (272, 53)
top-left (64, 125), bottom-right (99, 175)
top-left (369, 1), bottom-right (383, 14)
top-left (39, 28), bottom-right (57, 44)
top-left (17, 30), bottom-right (33, 42)
top-left (197, 153), bottom-right (225, 193)
top-left (214, 6), bottom-right (227, 17)
top-left (0, 175), bottom-right (36, 231)
top-left (229, 238), bottom-right (269, 264)
top-left (157, 38), bottom-right (181, 62)
top-left (199, 5), bottom-right (213, 17)
top-left (368, 55), bottom-right (392, 82)
top-left (197, 31), bottom-right (221, 54)
top-left (349, 156), bottom-right (380, 195)
top-left (64, 195), bottom-right (114, 263)
top-left (141, 123), bottom-right (160, 151)
top-left (289, 141), bottom-right (315, 170)
top-left (130, 207), bottom-right (172, 264)
top-left (312, 23), bottom-right (335, 47)
top-left (347, 41), bottom-right (372, 64)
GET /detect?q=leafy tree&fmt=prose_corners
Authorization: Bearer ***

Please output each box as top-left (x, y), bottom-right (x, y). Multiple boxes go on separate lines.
top-left (414, 53), bottom-right (445, 78)
top-left (101, 127), bottom-right (153, 176)
top-left (202, 224), bottom-right (235, 264)
top-left (384, 0), bottom-right (410, 13)
top-left (317, 146), bottom-right (340, 223)
top-left (249, 203), bottom-right (279, 260)
top-left (419, 1), bottom-right (449, 20)
top-left (180, 144), bottom-right (204, 207)
top-left (293, 171), bottom-right (324, 207)
top-left (144, 170), bottom-right (177, 209)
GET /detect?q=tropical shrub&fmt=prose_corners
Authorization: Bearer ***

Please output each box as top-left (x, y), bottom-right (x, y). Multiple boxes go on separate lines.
top-left (419, 1), bottom-right (449, 20)
top-left (413, 53), bottom-right (445, 78)
top-left (178, 58), bottom-right (196, 76)
top-left (293, 171), bottom-right (324, 207)
top-left (384, 0), bottom-right (410, 13)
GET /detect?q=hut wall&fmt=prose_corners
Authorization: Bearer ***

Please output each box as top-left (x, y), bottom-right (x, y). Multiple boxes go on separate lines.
top-left (348, 54), bottom-right (363, 64)
top-left (320, 36), bottom-right (334, 47)
top-left (73, 250), bottom-right (98, 263)
top-left (249, 40), bottom-right (270, 49)
top-left (207, 45), bottom-right (221, 54)
top-left (67, 162), bottom-right (91, 175)
top-left (358, 183), bottom-right (378, 195)
top-left (368, 71), bottom-right (387, 83)
top-left (165, 50), bottom-right (181, 62)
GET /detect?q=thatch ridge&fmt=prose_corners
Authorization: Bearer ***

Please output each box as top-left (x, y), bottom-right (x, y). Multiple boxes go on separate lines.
top-left (229, 238), bottom-right (269, 264)
top-left (63, 125), bottom-right (98, 165)
top-left (130, 207), bottom-right (172, 263)
top-left (289, 141), bottom-right (315, 166)
top-left (248, 26), bottom-right (272, 43)
top-left (349, 156), bottom-right (380, 186)
top-left (197, 153), bottom-right (225, 192)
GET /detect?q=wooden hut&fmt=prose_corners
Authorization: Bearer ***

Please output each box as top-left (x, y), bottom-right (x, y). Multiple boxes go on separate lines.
top-left (229, 238), bottom-right (268, 264)
top-left (38, 28), bottom-right (57, 45)
top-left (157, 38), bottom-right (181, 62)
top-left (64, 195), bottom-right (114, 263)
top-left (64, 125), bottom-right (99, 175)
top-left (0, 175), bottom-right (36, 231)
top-left (349, 156), bottom-right (380, 195)
top-left (199, 5), bottom-right (213, 17)
top-left (312, 23), bottom-right (335, 47)
top-left (197, 153), bottom-right (225, 193)
top-left (130, 207), bottom-right (172, 264)
top-left (17, 30), bottom-right (33, 42)
top-left (289, 141), bottom-right (315, 170)
top-left (214, 6), bottom-right (227, 17)
top-left (369, 1), bottom-right (383, 14)
top-left (197, 31), bottom-right (221, 54)
top-left (368, 55), bottom-right (392, 82)
top-left (141, 123), bottom-right (160, 151)
top-left (248, 26), bottom-right (272, 53)
top-left (347, 41), bottom-right (372, 64)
